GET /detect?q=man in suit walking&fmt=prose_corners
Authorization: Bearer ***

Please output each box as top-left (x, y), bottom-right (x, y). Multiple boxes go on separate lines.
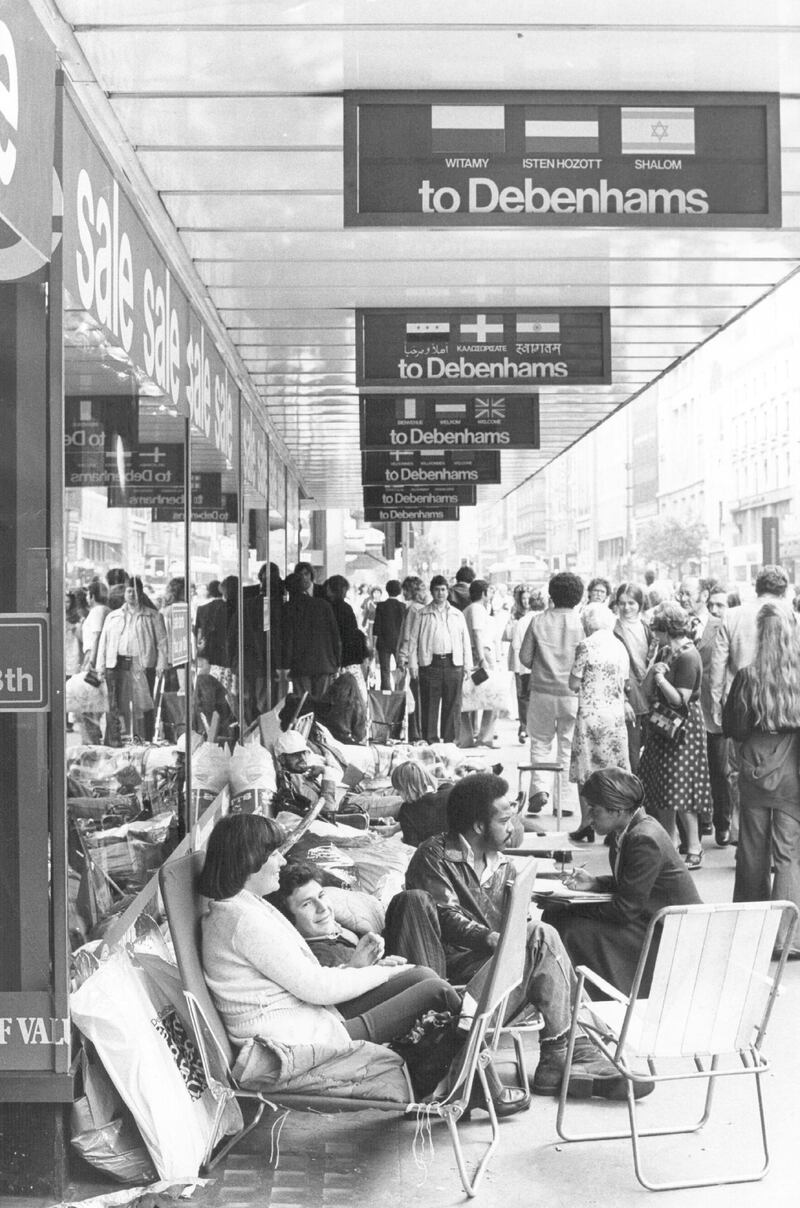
top-left (372, 579), bottom-right (405, 689)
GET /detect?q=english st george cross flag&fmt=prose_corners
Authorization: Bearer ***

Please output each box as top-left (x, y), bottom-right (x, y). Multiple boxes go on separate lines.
top-left (431, 105), bottom-right (506, 154)
top-left (524, 106), bottom-right (600, 153)
top-left (620, 107), bottom-right (695, 155)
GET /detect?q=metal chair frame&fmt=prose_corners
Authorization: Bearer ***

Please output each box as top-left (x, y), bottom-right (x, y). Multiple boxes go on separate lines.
top-left (555, 899), bottom-right (799, 1192)
top-left (159, 853), bottom-right (537, 1197)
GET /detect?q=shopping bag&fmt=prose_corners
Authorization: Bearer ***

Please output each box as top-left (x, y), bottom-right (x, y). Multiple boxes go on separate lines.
top-left (70, 949), bottom-right (239, 1178)
top-left (368, 688), bottom-right (406, 742)
top-left (70, 1042), bottom-right (156, 1183)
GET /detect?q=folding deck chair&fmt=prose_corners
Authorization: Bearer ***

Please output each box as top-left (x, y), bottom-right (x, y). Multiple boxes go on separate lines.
top-left (556, 899), bottom-right (799, 1192)
top-left (159, 852), bottom-right (537, 1197)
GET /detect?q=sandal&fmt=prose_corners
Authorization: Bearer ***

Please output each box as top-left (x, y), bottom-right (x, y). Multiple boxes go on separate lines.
top-left (685, 851), bottom-right (703, 870)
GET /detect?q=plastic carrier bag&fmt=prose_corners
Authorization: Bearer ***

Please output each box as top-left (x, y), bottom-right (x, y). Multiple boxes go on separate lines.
top-left (70, 1042), bottom-right (156, 1183)
top-left (70, 948), bottom-right (241, 1178)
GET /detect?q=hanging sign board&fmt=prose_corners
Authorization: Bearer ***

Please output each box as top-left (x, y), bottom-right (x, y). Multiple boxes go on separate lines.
top-left (0, 615), bottom-right (49, 711)
top-left (363, 506), bottom-right (460, 523)
top-left (345, 91), bottom-right (780, 228)
top-left (356, 308), bottom-right (609, 387)
top-left (363, 484), bottom-right (476, 509)
top-left (105, 443), bottom-right (185, 506)
top-left (152, 492), bottom-right (239, 524)
top-left (64, 396), bottom-right (139, 488)
top-left (362, 448), bottom-right (501, 487)
top-left (361, 393), bottom-right (539, 449)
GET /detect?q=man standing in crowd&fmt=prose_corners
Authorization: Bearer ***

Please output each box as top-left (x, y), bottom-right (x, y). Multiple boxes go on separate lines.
top-left (678, 575), bottom-right (732, 846)
top-left (282, 561), bottom-right (341, 698)
top-left (397, 575), bottom-right (427, 741)
top-left (405, 773), bottom-right (654, 1099)
top-left (459, 578), bottom-right (501, 750)
top-left (448, 564), bottom-right (475, 611)
top-left (372, 579), bottom-right (405, 690)
top-left (519, 572), bottom-right (585, 818)
top-left (409, 575), bottom-right (472, 744)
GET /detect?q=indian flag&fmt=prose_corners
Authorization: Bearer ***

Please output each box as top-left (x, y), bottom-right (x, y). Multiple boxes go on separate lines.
top-left (396, 398), bottom-right (423, 420)
top-left (516, 313), bottom-right (560, 337)
top-left (524, 106), bottom-right (599, 153)
top-left (405, 319), bottom-right (450, 344)
top-left (434, 402), bottom-right (467, 417)
top-left (620, 107), bottom-right (695, 155)
top-left (431, 105), bottom-right (506, 154)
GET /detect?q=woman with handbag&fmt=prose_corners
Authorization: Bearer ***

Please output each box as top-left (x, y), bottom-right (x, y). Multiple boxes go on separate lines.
top-left (504, 584), bottom-right (535, 743)
top-left (638, 601), bottom-right (712, 869)
top-left (722, 602), bottom-right (800, 956)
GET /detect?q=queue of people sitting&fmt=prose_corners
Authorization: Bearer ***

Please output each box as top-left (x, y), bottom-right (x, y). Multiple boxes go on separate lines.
top-left (199, 772), bottom-right (663, 1109)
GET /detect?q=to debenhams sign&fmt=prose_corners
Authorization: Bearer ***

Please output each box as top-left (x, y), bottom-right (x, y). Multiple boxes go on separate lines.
top-left (344, 91), bottom-right (780, 228)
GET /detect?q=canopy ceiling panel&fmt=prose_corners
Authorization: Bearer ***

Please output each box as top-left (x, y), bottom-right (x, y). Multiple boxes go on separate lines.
top-left (41, 0), bottom-right (800, 509)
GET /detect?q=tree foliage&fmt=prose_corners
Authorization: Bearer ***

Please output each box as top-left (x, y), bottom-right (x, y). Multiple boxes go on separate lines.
top-left (635, 514), bottom-right (707, 575)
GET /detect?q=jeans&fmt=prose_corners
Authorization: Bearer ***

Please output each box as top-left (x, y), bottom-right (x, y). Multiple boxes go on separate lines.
top-left (340, 966), bottom-right (460, 1043)
top-left (706, 732), bottom-right (734, 832)
top-left (734, 805), bottom-right (800, 953)
top-left (383, 889), bottom-right (576, 1043)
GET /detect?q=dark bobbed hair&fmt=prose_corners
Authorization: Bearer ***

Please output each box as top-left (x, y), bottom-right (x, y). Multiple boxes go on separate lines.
top-left (385, 579), bottom-right (402, 597)
top-left (582, 768), bottom-right (645, 812)
top-left (446, 772), bottom-right (509, 835)
top-left (430, 574), bottom-right (448, 591)
top-left (614, 582), bottom-right (645, 610)
top-left (468, 578), bottom-right (489, 602)
top-left (207, 578), bottom-right (222, 598)
top-left (106, 567), bottom-right (128, 587)
top-left (548, 571), bottom-right (584, 609)
top-left (197, 813), bottom-right (285, 900)
top-left (294, 561), bottom-right (315, 580)
top-left (650, 600), bottom-right (692, 639)
top-left (271, 859), bottom-right (324, 919)
top-left (455, 565), bottom-right (476, 584)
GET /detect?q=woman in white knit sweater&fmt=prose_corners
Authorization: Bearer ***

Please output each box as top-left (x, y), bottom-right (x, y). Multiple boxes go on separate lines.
top-left (199, 814), bottom-right (460, 1051)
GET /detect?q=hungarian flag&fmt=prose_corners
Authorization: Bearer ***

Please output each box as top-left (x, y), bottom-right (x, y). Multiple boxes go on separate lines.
top-left (431, 105), bottom-right (506, 154)
top-left (524, 106), bottom-right (599, 153)
top-left (620, 107), bottom-right (695, 155)
top-left (516, 313), bottom-right (560, 337)
top-left (459, 313), bottom-right (505, 343)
